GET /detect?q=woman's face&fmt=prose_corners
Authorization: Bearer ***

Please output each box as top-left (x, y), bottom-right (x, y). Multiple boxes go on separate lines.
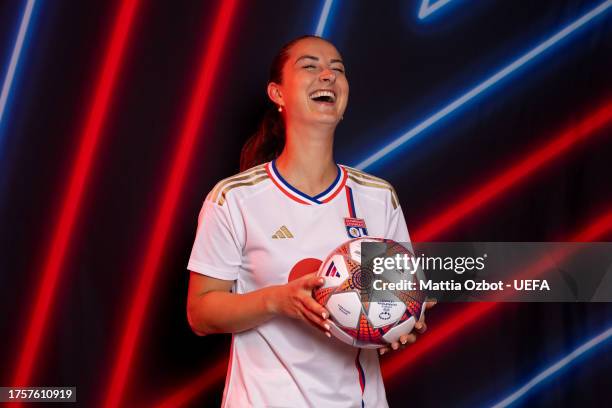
top-left (270, 37), bottom-right (349, 126)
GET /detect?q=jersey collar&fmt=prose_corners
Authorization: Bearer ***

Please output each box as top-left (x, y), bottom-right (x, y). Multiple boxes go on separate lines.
top-left (266, 160), bottom-right (347, 205)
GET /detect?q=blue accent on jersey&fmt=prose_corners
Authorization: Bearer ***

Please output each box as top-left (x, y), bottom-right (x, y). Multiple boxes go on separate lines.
top-left (272, 159), bottom-right (341, 204)
top-left (313, 165), bottom-right (341, 199)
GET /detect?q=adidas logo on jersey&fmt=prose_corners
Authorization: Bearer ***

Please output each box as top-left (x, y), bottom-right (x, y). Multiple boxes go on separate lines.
top-left (272, 225), bottom-right (294, 239)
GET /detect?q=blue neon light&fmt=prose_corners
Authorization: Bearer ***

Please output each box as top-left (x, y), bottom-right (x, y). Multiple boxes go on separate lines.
top-left (418, 0), bottom-right (456, 19)
top-left (489, 325), bottom-right (612, 408)
top-left (315, 0), bottom-right (335, 37)
top-left (354, 0), bottom-right (612, 170)
top-left (0, 0), bottom-right (37, 135)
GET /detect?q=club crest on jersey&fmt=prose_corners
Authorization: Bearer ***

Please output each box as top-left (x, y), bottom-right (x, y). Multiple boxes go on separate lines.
top-left (344, 217), bottom-right (368, 238)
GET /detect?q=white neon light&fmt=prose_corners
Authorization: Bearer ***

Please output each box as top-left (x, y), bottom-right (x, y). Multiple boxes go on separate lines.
top-left (491, 326), bottom-right (612, 408)
top-left (0, 0), bottom-right (36, 129)
top-left (355, 0), bottom-right (612, 170)
top-left (315, 0), bottom-right (334, 37)
top-left (418, 0), bottom-right (456, 19)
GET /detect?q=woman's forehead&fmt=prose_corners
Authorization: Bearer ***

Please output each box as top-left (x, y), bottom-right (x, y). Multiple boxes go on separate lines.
top-left (289, 38), bottom-right (343, 62)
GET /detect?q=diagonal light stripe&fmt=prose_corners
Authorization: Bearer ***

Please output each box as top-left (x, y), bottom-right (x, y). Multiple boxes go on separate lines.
top-left (315, 0), bottom-right (334, 37)
top-left (102, 2), bottom-right (238, 407)
top-left (412, 100), bottom-right (612, 240)
top-left (381, 100), bottom-right (612, 379)
top-left (418, 0), bottom-right (456, 19)
top-left (490, 326), bottom-right (612, 408)
top-left (11, 0), bottom-right (140, 391)
top-left (0, 0), bottom-right (36, 134)
top-left (154, 359), bottom-right (228, 408)
top-left (381, 204), bottom-right (612, 379)
top-left (355, 0), bottom-right (612, 170)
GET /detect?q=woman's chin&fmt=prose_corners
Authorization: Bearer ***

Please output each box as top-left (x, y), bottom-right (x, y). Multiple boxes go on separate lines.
top-left (309, 111), bottom-right (342, 125)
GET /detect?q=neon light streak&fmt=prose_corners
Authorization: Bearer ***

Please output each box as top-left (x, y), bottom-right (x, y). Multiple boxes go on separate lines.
top-left (381, 205), bottom-right (612, 379)
top-left (418, 0), bottom-right (455, 19)
top-left (0, 0), bottom-right (36, 136)
top-left (490, 326), bottom-right (612, 408)
top-left (102, 2), bottom-right (238, 407)
top-left (315, 0), bottom-right (334, 37)
top-left (354, 0), bottom-right (612, 170)
top-left (154, 359), bottom-right (228, 408)
top-left (413, 99), bottom-right (612, 241)
top-left (11, 0), bottom-right (140, 389)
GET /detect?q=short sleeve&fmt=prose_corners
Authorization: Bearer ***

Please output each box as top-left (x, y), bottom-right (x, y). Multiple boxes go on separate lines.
top-left (187, 196), bottom-right (244, 281)
top-left (386, 204), bottom-right (411, 242)
top-left (385, 187), bottom-right (413, 250)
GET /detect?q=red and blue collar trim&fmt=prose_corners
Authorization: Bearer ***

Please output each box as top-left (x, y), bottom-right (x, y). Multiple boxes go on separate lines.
top-left (266, 160), bottom-right (347, 205)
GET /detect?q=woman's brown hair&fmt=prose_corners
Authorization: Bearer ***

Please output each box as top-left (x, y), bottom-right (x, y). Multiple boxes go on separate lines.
top-left (239, 35), bottom-right (321, 171)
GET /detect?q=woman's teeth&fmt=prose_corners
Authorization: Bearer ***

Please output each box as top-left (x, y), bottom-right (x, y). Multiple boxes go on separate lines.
top-left (309, 90), bottom-right (336, 103)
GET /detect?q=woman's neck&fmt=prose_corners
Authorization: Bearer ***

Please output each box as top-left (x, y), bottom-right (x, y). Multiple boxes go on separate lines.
top-left (275, 123), bottom-right (338, 197)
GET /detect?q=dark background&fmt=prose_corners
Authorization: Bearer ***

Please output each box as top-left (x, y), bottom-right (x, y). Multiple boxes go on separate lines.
top-left (1, 0), bottom-right (612, 407)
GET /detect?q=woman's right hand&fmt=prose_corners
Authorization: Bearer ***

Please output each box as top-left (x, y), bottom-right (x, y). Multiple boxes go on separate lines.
top-left (268, 273), bottom-right (332, 337)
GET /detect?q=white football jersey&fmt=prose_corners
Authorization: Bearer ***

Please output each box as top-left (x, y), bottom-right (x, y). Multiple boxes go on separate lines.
top-left (188, 160), bottom-right (410, 408)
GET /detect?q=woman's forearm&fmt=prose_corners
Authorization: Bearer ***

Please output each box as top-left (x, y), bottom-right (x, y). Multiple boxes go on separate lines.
top-left (188, 285), bottom-right (280, 335)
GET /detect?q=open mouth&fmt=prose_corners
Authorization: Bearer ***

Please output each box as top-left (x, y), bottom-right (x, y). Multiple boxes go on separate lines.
top-left (309, 89), bottom-right (336, 104)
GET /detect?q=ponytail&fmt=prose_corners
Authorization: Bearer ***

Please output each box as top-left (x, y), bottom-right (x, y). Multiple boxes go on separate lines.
top-left (239, 106), bottom-right (285, 171)
top-left (239, 34), bottom-right (321, 171)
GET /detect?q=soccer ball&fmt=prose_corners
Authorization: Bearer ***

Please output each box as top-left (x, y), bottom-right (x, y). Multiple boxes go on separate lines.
top-left (313, 237), bottom-right (427, 348)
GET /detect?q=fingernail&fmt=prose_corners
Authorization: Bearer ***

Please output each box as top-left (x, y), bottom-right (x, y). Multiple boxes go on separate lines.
top-left (319, 278), bottom-right (325, 284)
top-left (325, 332), bottom-right (332, 338)
top-left (322, 312), bottom-right (328, 319)
top-left (379, 349), bottom-right (386, 355)
top-left (401, 339), bottom-right (407, 345)
top-left (416, 323), bottom-right (422, 330)
top-left (324, 323), bottom-right (330, 331)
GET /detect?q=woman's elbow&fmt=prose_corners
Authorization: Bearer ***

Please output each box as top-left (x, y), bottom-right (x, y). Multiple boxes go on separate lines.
top-left (187, 301), bottom-right (213, 336)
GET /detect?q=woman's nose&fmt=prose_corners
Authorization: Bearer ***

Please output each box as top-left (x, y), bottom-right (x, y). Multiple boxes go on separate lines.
top-left (320, 69), bottom-right (336, 83)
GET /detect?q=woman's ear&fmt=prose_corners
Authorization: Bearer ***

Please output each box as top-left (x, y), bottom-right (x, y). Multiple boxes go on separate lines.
top-left (267, 82), bottom-right (284, 107)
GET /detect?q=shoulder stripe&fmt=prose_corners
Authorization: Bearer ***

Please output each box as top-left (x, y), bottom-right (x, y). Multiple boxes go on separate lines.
top-left (347, 174), bottom-right (399, 209)
top-left (210, 164), bottom-right (267, 203)
top-left (217, 174), bottom-right (269, 206)
top-left (344, 167), bottom-right (399, 209)
top-left (344, 167), bottom-right (390, 186)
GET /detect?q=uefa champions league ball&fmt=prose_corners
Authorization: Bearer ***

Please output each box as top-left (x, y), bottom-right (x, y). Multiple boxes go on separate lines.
top-left (313, 237), bottom-right (427, 348)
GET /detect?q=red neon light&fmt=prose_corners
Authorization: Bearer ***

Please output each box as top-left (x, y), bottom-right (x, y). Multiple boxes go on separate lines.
top-left (102, 1), bottom-right (238, 407)
top-left (155, 359), bottom-right (228, 408)
top-left (152, 100), bottom-right (612, 406)
top-left (381, 205), bottom-right (612, 379)
top-left (11, 0), bottom-right (140, 389)
top-left (413, 100), bottom-right (612, 241)
top-left (381, 100), bottom-right (612, 379)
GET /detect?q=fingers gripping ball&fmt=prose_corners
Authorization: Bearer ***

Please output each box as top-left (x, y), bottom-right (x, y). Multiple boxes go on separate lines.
top-left (313, 238), bottom-right (427, 348)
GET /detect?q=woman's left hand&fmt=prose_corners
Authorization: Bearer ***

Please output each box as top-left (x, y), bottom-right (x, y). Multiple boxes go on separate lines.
top-left (378, 300), bottom-right (436, 356)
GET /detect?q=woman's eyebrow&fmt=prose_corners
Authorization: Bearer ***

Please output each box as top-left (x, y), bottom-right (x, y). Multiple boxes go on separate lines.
top-left (294, 55), bottom-right (344, 65)
top-left (295, 55), bottom-right (318, 64)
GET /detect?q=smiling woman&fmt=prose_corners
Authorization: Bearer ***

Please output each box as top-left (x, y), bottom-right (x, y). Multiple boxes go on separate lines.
top-left (240, 35), bottom-right (348, 173)
top-left (186, 35), bottom-right (428, 407)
